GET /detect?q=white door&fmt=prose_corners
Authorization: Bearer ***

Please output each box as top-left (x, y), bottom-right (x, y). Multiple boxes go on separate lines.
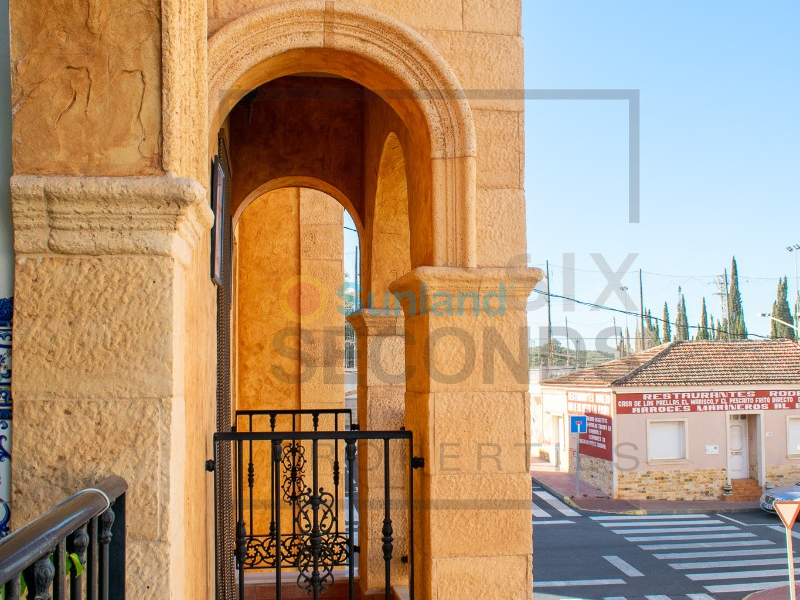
top-left (729, 415), bottom-right (750, 479)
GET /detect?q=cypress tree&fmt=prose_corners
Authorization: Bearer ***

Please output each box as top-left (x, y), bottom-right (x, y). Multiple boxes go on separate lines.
top-left (696, 298), bottom-right (710, 340)
top-left (662, 302), bottom-right (672, 342)
top-left (675, 294), bottom-right (690, 341)
top-left (771, 277), bottom-right (796, 341)
top-left (719, 317), bottom-right (728, 340)
top-left (728, 257), bottom-right (747, 339)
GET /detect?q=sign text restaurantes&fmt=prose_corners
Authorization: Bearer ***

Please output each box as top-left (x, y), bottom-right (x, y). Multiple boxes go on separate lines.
top-left (616, 390), bottom-right (800, 414)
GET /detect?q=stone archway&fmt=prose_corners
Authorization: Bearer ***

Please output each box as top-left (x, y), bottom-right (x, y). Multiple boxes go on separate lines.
top-left (208, 1), bottom-right (477, 268)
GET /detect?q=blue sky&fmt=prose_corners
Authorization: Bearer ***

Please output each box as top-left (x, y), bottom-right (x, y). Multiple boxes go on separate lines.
top-left (523, 0), bottom-right (800, 350)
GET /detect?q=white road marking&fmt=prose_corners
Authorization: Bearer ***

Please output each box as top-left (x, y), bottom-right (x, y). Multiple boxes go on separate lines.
top-left (534, 491), bottom-right (580, 517)
top-left (591, 513), bottom-right (712, 521)
top-left (715, 513), bottom-right (752, 526)
top-left (602, 555), bottom-right (644, 577)
top-left (536, 579), bottom-right (626, 588)
top-left (687, 568), bottom-right (788, 581)
top-left (625, 532), bottom-right (756, 542)
top-left (612, 526), bottom-right (738, 535)
top-left (639, 539), bottom-right (774, 550)
top-left (687, 595), bottom-right (717, 600)
top-left (705, 582), bottom-right (786, 594)
top-left (671, 556), bottom-right (800, 569)
top-left (654, 548), bottom-right (785, 559)
top-left (769, 524), bottom-right (800, 539)
top-left (603, 597), bottom-right (628, 600)
top-left (644, 595), bottom-right (671, 600)
top-left (625, 533), bottom-right (757, 542)
top-left (532, 504), bottom-right (550, 518)
top-left (599, 519), bottom-right (725, 528)
top-left (533, 520), bottom-right (574, 525)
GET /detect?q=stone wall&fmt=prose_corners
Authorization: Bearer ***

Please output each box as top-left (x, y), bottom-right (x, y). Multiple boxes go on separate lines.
top-left (617, 468), bottom-right (728, 501)
top-left (766, 464), bottom-right (800, 488)
top-left (568, 451), bottom-right (612, 497)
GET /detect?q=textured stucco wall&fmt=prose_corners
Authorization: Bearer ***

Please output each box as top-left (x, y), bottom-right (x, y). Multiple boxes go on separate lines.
top-left (10, 0), bottom-right (163, 175)
top-left (235, 186), bottom-right (345, 411)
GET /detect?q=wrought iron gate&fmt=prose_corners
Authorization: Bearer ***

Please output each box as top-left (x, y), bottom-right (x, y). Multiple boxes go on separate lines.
top-left (213, 409), bottom-right (415, 600)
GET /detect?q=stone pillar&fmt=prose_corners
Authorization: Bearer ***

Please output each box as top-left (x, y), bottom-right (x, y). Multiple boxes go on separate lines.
top-left (10, 175), bottom-right (214, 599)
top-left (389, 266), bottom-right (542, 600)
top-left (346, 309), bottom-right (408, 592)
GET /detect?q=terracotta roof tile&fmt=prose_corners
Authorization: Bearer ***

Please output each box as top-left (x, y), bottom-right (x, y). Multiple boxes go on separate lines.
top-left (540, 340), bottom-right (800, 388)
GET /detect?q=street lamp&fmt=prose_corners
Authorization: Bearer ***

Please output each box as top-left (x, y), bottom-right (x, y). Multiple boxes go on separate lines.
top-left (760, 312), bottom-right (799, 335)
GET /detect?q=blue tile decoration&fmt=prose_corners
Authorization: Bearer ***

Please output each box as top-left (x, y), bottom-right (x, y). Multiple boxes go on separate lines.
top-left (0, 296), bottom-right (11, 538)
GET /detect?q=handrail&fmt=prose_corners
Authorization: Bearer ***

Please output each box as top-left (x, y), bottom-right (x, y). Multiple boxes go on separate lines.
top-left (0, 475), bottom-right (127, 591)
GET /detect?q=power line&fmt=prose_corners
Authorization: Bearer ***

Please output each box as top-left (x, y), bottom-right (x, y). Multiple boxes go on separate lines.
top-left (529, 288), bottom-right (771, 340)
top-left (532, 261), bottom-right (791, 281)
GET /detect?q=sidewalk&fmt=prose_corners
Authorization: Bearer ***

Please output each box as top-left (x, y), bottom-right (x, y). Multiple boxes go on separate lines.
top-left (531, 457), bottom-right (760, 514)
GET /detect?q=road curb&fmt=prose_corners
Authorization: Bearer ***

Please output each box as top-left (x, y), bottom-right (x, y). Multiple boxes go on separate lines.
top-left (532, 474), bottom-right (762, 516)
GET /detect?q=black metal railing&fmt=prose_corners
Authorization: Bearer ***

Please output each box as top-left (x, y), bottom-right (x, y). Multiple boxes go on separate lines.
top-left (216, 409), bottom-right (414, 600)
top-left (0, 475), bottom-right (127, 600)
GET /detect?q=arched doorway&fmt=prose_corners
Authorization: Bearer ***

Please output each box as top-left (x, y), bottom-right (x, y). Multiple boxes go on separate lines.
top-left (207, 5), bottom-right (538, 600)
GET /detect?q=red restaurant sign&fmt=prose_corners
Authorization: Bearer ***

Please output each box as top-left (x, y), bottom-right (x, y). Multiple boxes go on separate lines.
top-left (616, 390), bottom-right (800, 414)
top-left (567, 391), bottom-right (613, 461)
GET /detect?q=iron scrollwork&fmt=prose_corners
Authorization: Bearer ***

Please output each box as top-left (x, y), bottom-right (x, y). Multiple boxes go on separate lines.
top-left (244, 439), bottom-right (351, 596)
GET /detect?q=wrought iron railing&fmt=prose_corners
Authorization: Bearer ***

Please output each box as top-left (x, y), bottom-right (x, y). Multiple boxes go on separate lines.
top-left (0, 475), bottom-right (127, 600)
top-left (215, 409), bottom-right (414, 600)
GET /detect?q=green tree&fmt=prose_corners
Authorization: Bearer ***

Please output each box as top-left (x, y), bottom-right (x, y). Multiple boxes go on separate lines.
top-left (728, 257), bottom-right (747, 339)
top-left (662, 302), bottom-right (672, 342)
top-left (696, 298), bottom-right (710, 340)
top-left (645, 309), bottom-right (661, 347)
top-left (771, 277), bottom-right (796, 340)
top-left (675, 293), bottom-right (690, 341)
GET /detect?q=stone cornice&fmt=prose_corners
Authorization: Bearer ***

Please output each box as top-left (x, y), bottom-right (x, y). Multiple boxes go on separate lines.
top-left (388, 266), bottom-right (544, 316)
top-left (11, 175), bottom-right (213, 265)
top-left (389, 266), bottom-right (544, 298)
top-left (346, 309), bottom-right (404, 336)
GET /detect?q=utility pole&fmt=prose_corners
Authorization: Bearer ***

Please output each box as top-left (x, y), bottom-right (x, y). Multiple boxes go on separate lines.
top-left (354, 245), bottom-right (360, 311)
top-left (565, 317), bottom-right (570, 367)
top-left (613, 315), bottom-right (618, 358)
top-left (724, 268), bottom-right (731, 339)
top-left (639, 269), bottom-right (645, 351)
top-left (546, 260), bottom-right (552, 368)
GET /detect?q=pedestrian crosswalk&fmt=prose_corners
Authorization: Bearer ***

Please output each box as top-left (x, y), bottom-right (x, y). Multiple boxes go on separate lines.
top-left (590, 512), bottom-right (791, 595)
top-left (532, 485), bottom-right (581, 522)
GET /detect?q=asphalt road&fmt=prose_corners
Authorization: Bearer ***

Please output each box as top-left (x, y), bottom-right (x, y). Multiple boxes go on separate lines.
top-left (533, 482), bottom-right (797, 600)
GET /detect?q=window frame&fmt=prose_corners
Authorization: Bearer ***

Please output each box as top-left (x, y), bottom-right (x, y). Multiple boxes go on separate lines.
top-left (646, 418), bottom-right (689, 463)
top-left (786, 416), bottom-right (800, 457)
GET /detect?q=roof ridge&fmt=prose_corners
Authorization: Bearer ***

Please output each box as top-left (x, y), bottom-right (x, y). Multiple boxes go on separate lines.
top-left (611, 341), bottom-right (678, 386)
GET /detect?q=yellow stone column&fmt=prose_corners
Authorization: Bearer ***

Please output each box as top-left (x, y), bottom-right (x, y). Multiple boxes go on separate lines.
top-left (347, 309), bottom-right (409, 593)
top-left (389, 266), bottom-right (542, 600)
top-left (10, 175), bottom-right (214, 599)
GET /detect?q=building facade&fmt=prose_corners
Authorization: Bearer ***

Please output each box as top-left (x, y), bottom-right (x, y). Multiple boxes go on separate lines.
top-left (538, 340), bottom-right (800, 501)
top-left (3, 0), bottom-right (537, 598)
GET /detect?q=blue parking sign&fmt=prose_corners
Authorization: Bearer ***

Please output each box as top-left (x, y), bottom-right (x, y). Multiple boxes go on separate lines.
top-left (570, 415), bottom-right (587, 434)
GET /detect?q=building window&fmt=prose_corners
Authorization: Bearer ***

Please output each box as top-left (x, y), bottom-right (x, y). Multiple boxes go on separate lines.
top-left (787, 417), bottom-right (800, 456)
top-left (648, 419), bottom-right (687, 461)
